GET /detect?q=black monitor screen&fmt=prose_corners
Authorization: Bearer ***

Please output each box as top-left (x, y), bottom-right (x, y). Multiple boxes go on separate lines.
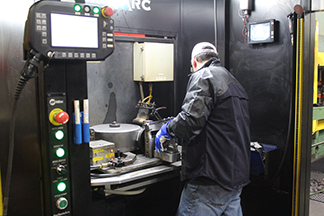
top-left (248, 20), bottom-right (275, 44)
top-left (250, 22), bottom-right (270, 41)
top-left (51, 13), bottom-right (98, 48)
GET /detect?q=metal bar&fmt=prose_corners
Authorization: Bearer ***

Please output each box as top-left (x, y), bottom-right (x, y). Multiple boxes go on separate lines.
top-left (91, 165), bottom-right (178, 186)
top-left (115, 36), bottom-right (174, 43)
top-left (104, 170), bottom-right (179, 195)
top-left (312, 140), bottom-right (324, 147)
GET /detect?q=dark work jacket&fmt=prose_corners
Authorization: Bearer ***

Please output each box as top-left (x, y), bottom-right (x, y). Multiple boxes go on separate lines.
top-left (167, 58), bottom-right (250, 191)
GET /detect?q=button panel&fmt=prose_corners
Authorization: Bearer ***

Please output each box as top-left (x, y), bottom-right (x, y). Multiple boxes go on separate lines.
top-left (47, 95), bottom-right (71, 215)
top-left (101, 18), bottom-right (114, 52)
top-left (36, 12), bottom-right (48, 45)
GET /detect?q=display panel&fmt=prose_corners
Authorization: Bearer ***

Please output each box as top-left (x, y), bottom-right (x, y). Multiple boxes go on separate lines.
top-left (51, 13), bottom-right (98, 48)
top-left (248, 20), bottom-right (275, 44)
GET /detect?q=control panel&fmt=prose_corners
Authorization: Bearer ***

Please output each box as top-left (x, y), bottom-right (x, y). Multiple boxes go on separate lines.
top-left (24, 1), bottom-right (115, 60)
top-left (47, 94), bottom-right (71, 215)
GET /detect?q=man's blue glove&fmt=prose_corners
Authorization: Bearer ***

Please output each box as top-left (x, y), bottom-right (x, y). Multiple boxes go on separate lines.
top-left (155, 121), bottom-right (173, 153)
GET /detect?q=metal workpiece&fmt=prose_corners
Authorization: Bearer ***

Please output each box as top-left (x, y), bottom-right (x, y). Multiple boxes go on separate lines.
top-left (154, 151), bottom-right (181, 163)
top-left (154, 139), bottom-right (181, 163)
top-left (144, 118), bottom-right (173, 158)
top-left (115, 151), bottom-right (137, 166)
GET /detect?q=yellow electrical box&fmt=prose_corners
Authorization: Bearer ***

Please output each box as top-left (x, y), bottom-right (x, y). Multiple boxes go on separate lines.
top-left (133, 42), bottom-right (174, 82)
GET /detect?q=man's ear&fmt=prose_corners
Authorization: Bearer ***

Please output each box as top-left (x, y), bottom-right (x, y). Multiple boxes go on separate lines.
top-left (192, 59), bottom-right (197, 70)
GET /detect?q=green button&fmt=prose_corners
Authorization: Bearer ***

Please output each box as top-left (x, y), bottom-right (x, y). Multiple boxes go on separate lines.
top-left (56, 148), bottom-right (65, 158)
top-left (57, 182), bottom-right (66, 192)
top-left (56, 197), bottom-right (68, 210)
top-left (59, 199), bottom-right (67, 208)
top-left (74, 4), bottom-right (82, 12)
top-left (55, 130), bottom-right (64, 140)
top-left (93, 6), bottom-right (100, 14)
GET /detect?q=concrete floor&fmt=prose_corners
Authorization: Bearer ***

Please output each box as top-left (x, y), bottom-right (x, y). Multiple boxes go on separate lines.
top-left (310, 200), bottom-right (324, 216)
top-left (310, 158), bottom-right (324, 216)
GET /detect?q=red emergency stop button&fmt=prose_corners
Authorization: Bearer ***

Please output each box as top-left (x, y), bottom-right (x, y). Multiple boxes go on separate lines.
top-left (55, 111), bottom-right (69, 125)
top-left (49, 108), bottom-right (69, 126)
top-left (102, 6), bottom-right (113, 18)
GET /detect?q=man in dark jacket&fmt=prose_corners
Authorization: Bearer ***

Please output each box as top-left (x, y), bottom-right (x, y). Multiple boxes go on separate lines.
top-left (155, 42), bottom-right (250, 216)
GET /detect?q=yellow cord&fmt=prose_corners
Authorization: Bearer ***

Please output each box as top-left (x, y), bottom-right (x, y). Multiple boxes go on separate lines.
top-left (142, 84), bottom-right (153, 104)
top-left (142, 96), bottom-right (153, 103)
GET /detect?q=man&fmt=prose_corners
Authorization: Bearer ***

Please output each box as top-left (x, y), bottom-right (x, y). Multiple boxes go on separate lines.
top-left (155, 42), bottom-right (250, 216)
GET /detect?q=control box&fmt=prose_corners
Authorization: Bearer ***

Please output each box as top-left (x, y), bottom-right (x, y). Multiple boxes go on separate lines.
top-left (24, 1), bottom-right (115, 60)
top-left (133, 42), bottom-right (174, 82)
top-left (90, 140), bottom-right (115, 165)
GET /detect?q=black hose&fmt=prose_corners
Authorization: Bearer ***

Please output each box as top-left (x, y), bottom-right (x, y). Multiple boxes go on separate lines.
top-left (3, 76), bottom-right (29, 216)
top-left (14, 76), bottom-right (30, 100)
top-left (3, 51), bottom-right (45, 216)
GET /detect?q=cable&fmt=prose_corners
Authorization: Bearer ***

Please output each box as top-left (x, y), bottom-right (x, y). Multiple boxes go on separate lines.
top-left (104, 188), bottom-right (146, 196)
top-left (148, 83), bottom-right (153, 103)
top-left (242, 14), bottom-right (248, 40)
top-left (142, 96), bottom-right (153, 103)
top-left (141, 83), bottom-right (153, 103)
top-left (3, 92), bottom-right (19, 216)
top-left (3, 50), bottom-right (47, 216)
top-left (214, 0), bottom-right (217, 49)
top-left (269, 13), bottom-right (295, 186)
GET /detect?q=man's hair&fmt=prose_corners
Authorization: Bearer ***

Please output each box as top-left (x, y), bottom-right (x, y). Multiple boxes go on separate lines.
top-left (194, 50), bottom-right (218, 63)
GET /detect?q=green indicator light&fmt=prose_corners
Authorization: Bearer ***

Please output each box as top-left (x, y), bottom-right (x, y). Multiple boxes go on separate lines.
top-left (55, 130), bottom-right (64, 140)
top-left (57, 182), bottom-right (67, 192)
top-left (74, 4), bottom-right (82, 12)
top-left (93, 6), bottom-right (100, 14)
top-left (56, 148), bottom-right (65, 158)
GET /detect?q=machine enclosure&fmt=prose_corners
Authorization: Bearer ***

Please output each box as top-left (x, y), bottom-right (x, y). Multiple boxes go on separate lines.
top-left (90, 123), bottom-right (142, 153)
